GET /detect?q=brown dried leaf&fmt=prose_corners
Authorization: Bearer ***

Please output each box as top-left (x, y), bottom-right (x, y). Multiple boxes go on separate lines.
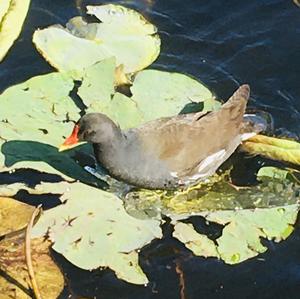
top-left (0, 234), bottom-right (64, 299)
top-left (0, 197), bottom-right (34, 237)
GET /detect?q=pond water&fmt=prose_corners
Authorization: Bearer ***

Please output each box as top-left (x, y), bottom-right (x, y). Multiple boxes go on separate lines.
top-left (1, 0), bottom-right (300, 298)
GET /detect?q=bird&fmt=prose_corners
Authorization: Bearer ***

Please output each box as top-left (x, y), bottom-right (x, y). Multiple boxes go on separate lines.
top-left (59, 84), bottom-right (258, 190)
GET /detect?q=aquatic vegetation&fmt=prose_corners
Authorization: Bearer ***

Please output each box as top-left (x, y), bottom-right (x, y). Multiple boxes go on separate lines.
top-left (0, 0), bottom-right (30, 61)
top-left (0, 3), bottom-right (300, 288)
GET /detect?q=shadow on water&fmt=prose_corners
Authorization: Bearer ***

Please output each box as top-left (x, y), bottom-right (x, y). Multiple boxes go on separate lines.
top-left (1, 140), bottom-right (106, 189)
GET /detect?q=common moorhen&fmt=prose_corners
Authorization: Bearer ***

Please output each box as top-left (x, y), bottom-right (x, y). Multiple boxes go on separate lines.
top-left (60, 85), bottom-right (256, 190)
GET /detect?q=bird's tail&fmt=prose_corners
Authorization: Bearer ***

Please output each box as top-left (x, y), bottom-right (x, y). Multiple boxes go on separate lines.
top-left (221, 84), bottom-right (250, 123)
top-left (223, 84), bottom-right (250, 108)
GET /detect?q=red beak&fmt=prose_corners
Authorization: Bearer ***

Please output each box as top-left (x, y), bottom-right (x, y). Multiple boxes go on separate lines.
top-left (59, 124), bottom-right (84, 152)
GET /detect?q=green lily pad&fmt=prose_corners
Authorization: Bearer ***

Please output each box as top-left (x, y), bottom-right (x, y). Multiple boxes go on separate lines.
top-left (33, 4), bottom-right (160, 79)
top-left (78, 59), bottom-right (218, 129)
top-left (131, 70), bottom-right (217, 121)
top-left (173, 204), bottom-right (299, 264)
top-left (31, 181), bottom-right (162, 285)
top-left (77, 58), bottom-right (143, 128)
top-left (197, 204), bottom-right (299, 264)
top-left (0, 72), bottom-right (103, 186)
top-left (173, 222), bottom-right (219, 258)
top-left (0, 0), bottom-right (31, 61)
top-left (77, 58), bottom-right (116, 110)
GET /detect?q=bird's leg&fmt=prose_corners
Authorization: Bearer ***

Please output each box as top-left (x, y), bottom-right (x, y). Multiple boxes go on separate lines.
top-left (84, 165), bottom-right (135, 197)
top-left (84, 165), bottom-right (111, 183)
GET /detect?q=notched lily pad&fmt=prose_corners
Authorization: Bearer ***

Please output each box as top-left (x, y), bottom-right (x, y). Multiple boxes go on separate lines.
top-left (0, 72), bottom-right (103, 186)
top-left (173, 203), bottom-right (299, 264)
top-left (78, 59), bottom-right (218, 129)
top-left (197, 204), bottom-right (299, 264)
top-left (31, 181), bottom-right (162, 285)
top-left (131, 70), bottom-right (217, 121)
top-left (33, 4), bottom-right (160, 79)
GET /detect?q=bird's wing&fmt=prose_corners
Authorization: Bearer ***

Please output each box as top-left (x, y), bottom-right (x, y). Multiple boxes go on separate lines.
top-left (133, 85), bottom-right (250, 177)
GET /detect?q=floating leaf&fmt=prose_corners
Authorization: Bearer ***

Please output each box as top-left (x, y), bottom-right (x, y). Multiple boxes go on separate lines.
top-left (124, 172), bottom-right (299, 220)
top-left (0, 234), bottom-right (64, 298)
top-left (0, 181), bottom-right (73, 199)
top-left (77, 58), bottom-right (116, 110)
top-left (294, 0), bottom-right (300, 8)
top-left (0, 197), bottom-right (34, 236)
top-left (0, 0), bottom-right (10, 22)
top-left (131, 70), bottom-right (217, 121)
top-left (194, 204), bottom-right (299, 264)
top-left (78, 60), bottom-right (217, 129)
top-left (33, 4), bottom-right (160, 79)
top-left (0, 73), bottom-right (103, 186)
top-left (257, 166), bottom-right (290, 181)
top-left (173, 204), bottom-right (299, 264)
top-left (241, 134), bottom-right (300, 165)
top-left (0, 0), bottom-right (31, 61)
top-left (173, 222), bottom-right (219, 258)
top-left (32, 181), bottom-right (162, 285)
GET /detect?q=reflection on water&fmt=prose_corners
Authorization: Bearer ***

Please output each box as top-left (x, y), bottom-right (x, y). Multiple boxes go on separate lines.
top-left (1, 0), bottom-right (300, 298)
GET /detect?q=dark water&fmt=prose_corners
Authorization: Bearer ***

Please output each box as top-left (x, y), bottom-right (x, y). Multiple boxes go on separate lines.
top-left (1, 0), bottom-right (300, 298)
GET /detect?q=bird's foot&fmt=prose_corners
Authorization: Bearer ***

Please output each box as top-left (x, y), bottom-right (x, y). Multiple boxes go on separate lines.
top-left (226, 180), bottom-right (251, 191)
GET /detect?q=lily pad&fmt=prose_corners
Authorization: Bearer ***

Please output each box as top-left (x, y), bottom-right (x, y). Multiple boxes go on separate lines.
top-left (0, 0), bottom-right (31, 61)
top-left (0, 234), bottom-right (64, 298)
top-left (33, 4), bottom-right (160, 79)
top-left (173, 222), bottom-right (219, 258)
top-left (77, 58), bottom-right (116, 110)
top-left (198, 204), bottom-right (299, 264)
top-left (124, 172), bottom-right (299, 220)
top-left (131, 70), bottom-right (217, 121)
top-left (0, 0), bottom-right (10, 22)
top-left (78, 59), bottom-right (217, 129)
top-left (31, 181), bottom-right (162, 285)
top-left (241, 134), bottom-right (300, 165)
top-left (173, 204), bottom-right (299, 264)
top-left (0, 72), bottom-right (103, 186)
top-left (0, 196), bottom-right (34, 236)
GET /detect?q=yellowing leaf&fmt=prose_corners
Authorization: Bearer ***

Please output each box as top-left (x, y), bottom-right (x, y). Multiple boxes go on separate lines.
top-left (0, 0), bottom-right (30, 61)
top-left (0, 0), bottom-right (10, 23)
top-left (241, 134), bottom-right (300, 165)
top-left (0, 197), bottom-right (34, 236)
top-left (124, 172), bottom-right (299, 220)
top-left (0, 235), bottom-right (64, 299)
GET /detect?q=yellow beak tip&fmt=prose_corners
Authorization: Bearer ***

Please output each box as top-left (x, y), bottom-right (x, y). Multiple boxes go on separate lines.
top-left (58, 145), bottom-right (68, 152)
top-left (58, 141), bottom-right (86, 152)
